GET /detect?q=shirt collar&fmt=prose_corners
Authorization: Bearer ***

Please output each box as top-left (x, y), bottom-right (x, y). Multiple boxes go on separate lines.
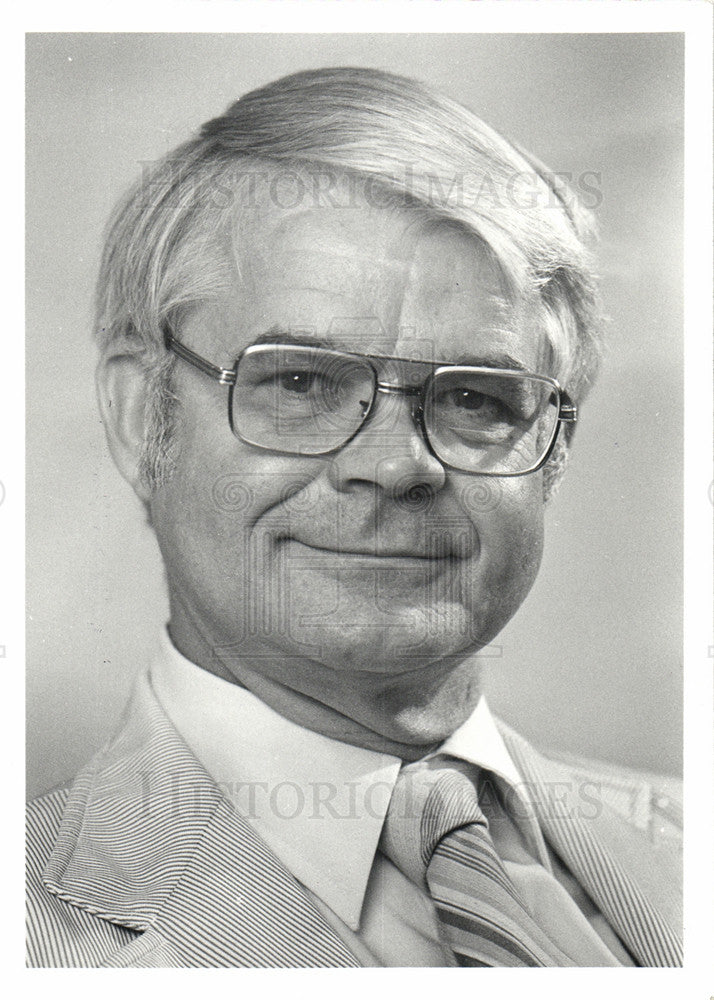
top-left (150, 629), bottom-right (533, 930)
top-left (437, 696), bottom-right (525, 789)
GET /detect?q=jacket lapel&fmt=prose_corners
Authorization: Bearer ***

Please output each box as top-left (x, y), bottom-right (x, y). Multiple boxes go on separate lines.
top-left (499, 723), bottom-right (682, 967)
top-left (42, 675), bottom-right (360, 968)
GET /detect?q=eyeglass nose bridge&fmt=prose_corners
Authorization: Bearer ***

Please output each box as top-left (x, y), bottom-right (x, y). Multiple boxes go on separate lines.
top-left (364, 378), bottom-right (430, 445)
top-left (347, 378), bottom-right (438, 475)
top-left (375, 380), bottom-right (423, 397)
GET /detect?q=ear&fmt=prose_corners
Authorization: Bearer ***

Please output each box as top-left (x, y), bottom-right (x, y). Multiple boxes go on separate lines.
top-left (542, 436), bottom-right (570, 502)
top-left (96, 348), bottom-right (152, 502)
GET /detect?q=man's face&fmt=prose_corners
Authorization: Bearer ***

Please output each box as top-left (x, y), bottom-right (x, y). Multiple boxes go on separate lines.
top-left (149, 183), bottom-right (547, 747)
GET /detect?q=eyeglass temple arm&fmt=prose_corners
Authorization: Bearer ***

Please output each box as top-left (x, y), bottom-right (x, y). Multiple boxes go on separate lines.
top-left (164, 328), bottom-right (237, 386)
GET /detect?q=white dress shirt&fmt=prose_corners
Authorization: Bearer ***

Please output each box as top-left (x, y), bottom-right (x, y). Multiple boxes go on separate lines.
top-left (149, 629), bottom-right (633, 967)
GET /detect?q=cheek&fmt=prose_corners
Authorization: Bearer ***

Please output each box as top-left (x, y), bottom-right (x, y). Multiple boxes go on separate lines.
top-left (149, 461), bottom-right (246, 602)
top-left (151, 429), bottom-right (328, 583)
top-left (461, 475), bottom-right (545, 604)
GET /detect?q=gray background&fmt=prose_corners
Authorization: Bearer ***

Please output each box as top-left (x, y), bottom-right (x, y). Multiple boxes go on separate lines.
top-left (26, 32), bottom-right (683, 797)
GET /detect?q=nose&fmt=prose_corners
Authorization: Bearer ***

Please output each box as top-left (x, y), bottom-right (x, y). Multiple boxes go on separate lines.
top-left (326, 387), bottom-right (447, 497)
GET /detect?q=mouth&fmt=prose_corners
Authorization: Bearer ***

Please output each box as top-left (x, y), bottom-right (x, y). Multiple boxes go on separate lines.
top-left (282, 539), bottom-right (466, 562)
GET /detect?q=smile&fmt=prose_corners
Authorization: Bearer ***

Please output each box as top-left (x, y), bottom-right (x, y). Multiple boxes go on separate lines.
top-left (283, 540), bottom-right (463, 563)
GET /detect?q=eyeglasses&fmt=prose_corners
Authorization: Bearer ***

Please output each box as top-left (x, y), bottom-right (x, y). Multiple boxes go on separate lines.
top-left (163, 327), bottom-right (577, 476)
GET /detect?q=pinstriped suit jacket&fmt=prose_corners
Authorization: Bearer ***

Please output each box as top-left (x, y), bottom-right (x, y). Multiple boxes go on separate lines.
top-left (26, 673), bottom-right (682, 968)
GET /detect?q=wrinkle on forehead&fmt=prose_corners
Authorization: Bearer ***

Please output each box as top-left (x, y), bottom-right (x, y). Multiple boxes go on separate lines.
top-left (233, 198), bottom-right (432, 309)
top-left (213, 178), bottom-right (546, 370)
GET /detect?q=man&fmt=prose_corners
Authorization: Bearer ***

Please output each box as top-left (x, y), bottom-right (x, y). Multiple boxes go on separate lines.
top-left (26, 67), bottom-right (682, 968)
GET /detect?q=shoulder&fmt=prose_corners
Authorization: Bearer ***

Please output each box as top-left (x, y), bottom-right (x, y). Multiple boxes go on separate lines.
top-left (540, 746), bottom-right (682, 842)
top-left (26, 786), bottom-right (138, 968)
top-left (497, 719), bottom-right (682, 846)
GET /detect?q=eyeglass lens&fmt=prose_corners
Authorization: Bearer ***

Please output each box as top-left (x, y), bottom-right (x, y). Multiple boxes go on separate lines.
top-left (231, 345), bottom-right (559, 473)
top-left (423, 368), bottom-right (558, 474)
top-left (232, 345), bottom-right (377, 455)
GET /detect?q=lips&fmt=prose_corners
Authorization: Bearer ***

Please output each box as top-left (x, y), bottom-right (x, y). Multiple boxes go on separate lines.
top-left (264, 492), bottom-right (479, 560)
top-left (290, 541), bottom-right (446, 559)
top-left (279, 534), bottom-right (476, 560)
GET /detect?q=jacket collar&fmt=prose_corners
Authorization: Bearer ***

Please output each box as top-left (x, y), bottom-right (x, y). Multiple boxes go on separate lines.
top-left (42, 673), bottom-right (360, 968)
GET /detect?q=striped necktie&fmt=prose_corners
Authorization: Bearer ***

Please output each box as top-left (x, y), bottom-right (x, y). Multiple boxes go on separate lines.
top-left (381, 756), bottom-right (577, 967)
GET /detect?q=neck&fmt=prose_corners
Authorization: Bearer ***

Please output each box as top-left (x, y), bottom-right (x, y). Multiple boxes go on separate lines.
top-left (167, 611), bottom-right (483, 761)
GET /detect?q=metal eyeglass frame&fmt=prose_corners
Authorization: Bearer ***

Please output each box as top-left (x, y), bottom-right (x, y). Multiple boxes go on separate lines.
top-left (163, 325), bottom-right (577, 476)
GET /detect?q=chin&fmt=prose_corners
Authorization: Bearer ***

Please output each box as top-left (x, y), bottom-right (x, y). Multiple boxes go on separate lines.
top-left (294, 625), bottom-right (474, 676)
top-left (286, 604), bottom-right (481, 675)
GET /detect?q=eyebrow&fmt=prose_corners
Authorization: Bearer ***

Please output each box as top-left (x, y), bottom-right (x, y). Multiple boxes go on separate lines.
top-left (448, 352), bottom-right (530, 373)
top-left (250, 327), bottom-right (532, 372)
top-left (253, 328), bottom-right (343, 350)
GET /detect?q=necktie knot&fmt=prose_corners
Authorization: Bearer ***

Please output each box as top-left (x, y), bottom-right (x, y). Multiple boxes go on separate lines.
top-left (381, 756), bottom-right (486, 886)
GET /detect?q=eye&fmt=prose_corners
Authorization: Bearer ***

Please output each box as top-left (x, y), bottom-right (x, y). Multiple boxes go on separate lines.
top-left (279, 370), bottom-right (318, 394)
top-left (448, 388), bottom-right (509, 419)
top-left (453, 389), bottom-right (487, 410)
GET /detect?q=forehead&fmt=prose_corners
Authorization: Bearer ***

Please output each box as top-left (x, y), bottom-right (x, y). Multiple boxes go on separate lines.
top-left (205, 178), bottom-right (543, 369)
